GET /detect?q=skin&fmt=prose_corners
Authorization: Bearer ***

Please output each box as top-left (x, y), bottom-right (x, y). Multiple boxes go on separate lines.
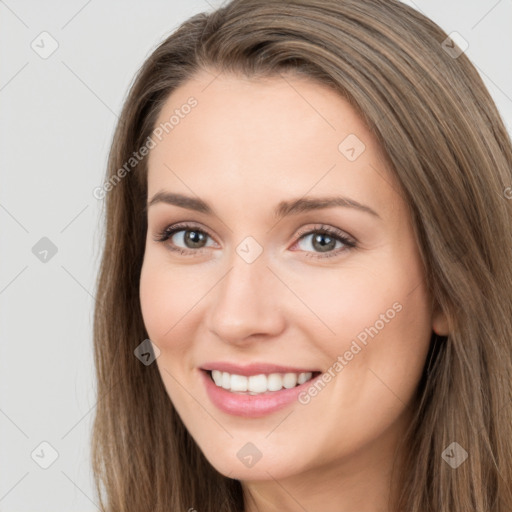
top-left (139, 69), bottom-right (449, 512)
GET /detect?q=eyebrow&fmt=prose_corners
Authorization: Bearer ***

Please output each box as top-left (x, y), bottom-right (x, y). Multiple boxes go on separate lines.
top-left (146, 191), bottom-right (381, 219)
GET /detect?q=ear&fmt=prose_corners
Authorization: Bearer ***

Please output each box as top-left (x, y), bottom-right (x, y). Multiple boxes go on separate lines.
top-left (432, 303), bottom-right (450, 336)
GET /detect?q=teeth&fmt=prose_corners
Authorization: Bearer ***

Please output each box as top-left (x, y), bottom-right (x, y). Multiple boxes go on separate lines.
top-left (282, 373), bottom-right (298, 389)
top-left (248, 374), bottom-right (267, 393)
top-left (212, 370), bottom-right (223, 386)
top-left (297, 372), bottom-right (310, 385)
top-left (267, 373), bottom-right (282, 391)
top-left (209, 370), bottom-right (314, 394)
top-left (231, 374), bottom-right (248, 392)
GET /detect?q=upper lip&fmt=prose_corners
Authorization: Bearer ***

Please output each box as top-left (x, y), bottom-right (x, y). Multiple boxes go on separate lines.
top-left (200, 362), bottom-right (320, 376)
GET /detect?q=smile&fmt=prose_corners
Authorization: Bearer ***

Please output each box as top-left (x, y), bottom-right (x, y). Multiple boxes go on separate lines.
top-left (199, 364), bottom-right (322, 417)
top-left (209, 370), bottom-right (316, 394)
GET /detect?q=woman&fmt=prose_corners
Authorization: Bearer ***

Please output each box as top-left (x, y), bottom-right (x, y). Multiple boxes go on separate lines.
top-left (91, 0), bottom-right (512, 510)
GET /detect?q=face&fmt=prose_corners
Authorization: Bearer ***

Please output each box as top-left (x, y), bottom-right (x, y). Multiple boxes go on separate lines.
top-left (139, 69), bottom-right (447, 483)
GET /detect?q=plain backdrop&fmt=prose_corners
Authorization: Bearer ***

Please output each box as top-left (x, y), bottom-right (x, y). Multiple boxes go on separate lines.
top-left (1, 0), bottom-right (511, 510)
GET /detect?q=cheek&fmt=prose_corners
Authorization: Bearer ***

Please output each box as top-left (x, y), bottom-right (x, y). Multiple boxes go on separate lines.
top-left (139, 260), bottom-right (167, 341)
top-left (139, 253), bottom-right (189, 346)
top-left (139, 257), bottom-right (196, 408)
top-left (139, 250), bottom-right (216, 355)
top-left (286, 264), bottom-right (403, 343)
top-left (291, 256), bottom-right (432, 376)
top-left (326, 272), bottom-right (432, 413)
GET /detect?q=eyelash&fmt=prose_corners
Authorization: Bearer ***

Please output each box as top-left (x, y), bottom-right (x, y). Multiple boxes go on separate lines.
top-left (153, 222), bottom-right (357, 259)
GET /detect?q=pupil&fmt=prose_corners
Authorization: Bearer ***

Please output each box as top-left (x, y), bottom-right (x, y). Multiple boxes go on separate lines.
top-left (313, 233), bottom-right (335, 252)
top-left (185, 230), bottom-right (206, 248)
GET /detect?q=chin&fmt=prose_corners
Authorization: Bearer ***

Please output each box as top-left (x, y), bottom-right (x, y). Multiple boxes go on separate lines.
top-left (193, 434), bottom-right (307, 482)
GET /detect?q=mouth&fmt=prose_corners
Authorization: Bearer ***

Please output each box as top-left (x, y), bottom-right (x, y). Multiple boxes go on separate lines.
top-left (199, 362), bottom-right (323, 417)
top-left (203, 369), bottom-right (321, 395)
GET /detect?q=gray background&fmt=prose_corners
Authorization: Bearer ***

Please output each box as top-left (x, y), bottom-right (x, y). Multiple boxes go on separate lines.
top-left (1, 0), bottom-right (511, 510)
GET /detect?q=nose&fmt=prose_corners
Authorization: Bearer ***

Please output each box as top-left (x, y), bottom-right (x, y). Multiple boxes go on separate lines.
top-left (205, 254), bottom-right (286, 345)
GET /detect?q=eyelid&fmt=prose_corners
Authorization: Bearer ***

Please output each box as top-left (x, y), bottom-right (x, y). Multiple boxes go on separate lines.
top-left (294, 223), bottom-right (356, 244)
top-left (153, 221), bottom-right (217, 245)
top-left (154, 221), bottom-right (357, 258)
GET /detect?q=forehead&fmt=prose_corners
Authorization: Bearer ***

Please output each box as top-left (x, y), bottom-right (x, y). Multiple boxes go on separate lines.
top-left (150, 70), bottom-right (370, 155)
top-left (146, 70), bottom-right (401, 221)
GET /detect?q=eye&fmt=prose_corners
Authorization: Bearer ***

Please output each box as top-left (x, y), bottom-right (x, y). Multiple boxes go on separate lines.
top-left (292, 224), bottom-right (356, 259)
top-left (153, 222), bottom-right (357, 259)
top-left (153, 222), bottom-right (216, 256)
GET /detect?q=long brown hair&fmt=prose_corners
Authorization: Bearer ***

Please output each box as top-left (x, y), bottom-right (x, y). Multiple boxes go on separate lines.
top-left (91, 0), bottom-right (512, 510)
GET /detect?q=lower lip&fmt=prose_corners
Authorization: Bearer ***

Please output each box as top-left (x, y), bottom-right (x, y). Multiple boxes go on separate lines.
top-left (200, 370), bottom-right (319, 418)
